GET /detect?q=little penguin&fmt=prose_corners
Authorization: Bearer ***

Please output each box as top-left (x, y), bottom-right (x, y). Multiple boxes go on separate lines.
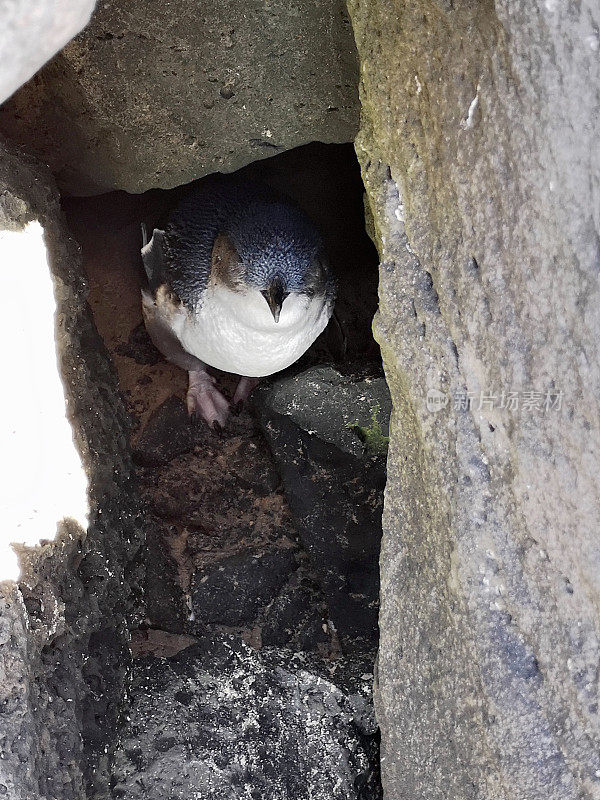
top-left (140, 178), bottom-right (336, 428)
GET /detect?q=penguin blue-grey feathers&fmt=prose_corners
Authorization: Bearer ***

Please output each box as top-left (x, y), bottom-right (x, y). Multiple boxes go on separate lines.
top-left (140, 178), bottom-right (336, 428)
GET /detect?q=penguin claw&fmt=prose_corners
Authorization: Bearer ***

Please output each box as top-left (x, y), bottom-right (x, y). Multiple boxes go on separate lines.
top-left (231, 400), bottom-right (244, 416)
top-left (186, 383), bottom-right (230, 429)
top-left (190, 410), bottom-right (205, 427)
top-left (232, 376), bottom-right (260, 406)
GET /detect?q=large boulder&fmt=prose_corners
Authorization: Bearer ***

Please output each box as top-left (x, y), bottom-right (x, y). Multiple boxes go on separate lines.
top-left (112, 636), bottom-right (381, 799)
top-left (254, 365), bottom-right (390, 653)
top-left (347, 1), bottom-right (600, 798)
top-left (0, 0), bottom-right (359, 195)
top-left (0, 0), bottom-right (95, 105)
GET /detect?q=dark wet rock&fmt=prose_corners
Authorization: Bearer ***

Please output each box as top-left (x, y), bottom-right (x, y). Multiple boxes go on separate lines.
top-left (191, 548), bottom-right (297, 627)
top-left (141, 524), bottom-right (185, 633)
top-left (254, 365), bottom-right (390, 652)
top-left (115, 322), bottom-right (162, 365)
top-left (261, 569), bottom-right (330, 649)
top-left (132, 396), bottom-right (196, 467)
top-left (111, 636), bottom-right (382, 800)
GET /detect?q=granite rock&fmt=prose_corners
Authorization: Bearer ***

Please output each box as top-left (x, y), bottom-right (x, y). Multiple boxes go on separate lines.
top-left (0, 0), bottom-right (358, 195)
top-left (347, 1), bottom-right (600, 797)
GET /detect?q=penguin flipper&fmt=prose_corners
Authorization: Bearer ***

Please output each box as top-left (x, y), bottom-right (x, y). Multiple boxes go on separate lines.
top-left (141, 227), bottom-right (168, 292)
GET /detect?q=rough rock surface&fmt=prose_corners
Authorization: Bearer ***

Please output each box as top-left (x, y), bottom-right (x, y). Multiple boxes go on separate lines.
top-left (132, 396), bottom-right (197, 467)
top-left (347, 1), bottom-right (600, 798)
top-left (191, 547), bottom-right (297, 627)
top-left (255, 365), bottom-right (389, 652)
top-left (129, 392), bottom-right (332, 653)
top-left (112, 636), bottom-right (381, 800)
top-left (0, 138), bottom-right (142, 798)
top-left (260, 569), bottom-right (331, 650)
top-left (0, 0), bottom-right (95, 105)
top-left (0, 0), bottom-right (358, 195)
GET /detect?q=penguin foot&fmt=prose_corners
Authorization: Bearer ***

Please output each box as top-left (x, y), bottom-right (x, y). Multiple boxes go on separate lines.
top-left (232, 376), bottom-right (260, 406)
top-left (187, 368), bottom-right (230, 428)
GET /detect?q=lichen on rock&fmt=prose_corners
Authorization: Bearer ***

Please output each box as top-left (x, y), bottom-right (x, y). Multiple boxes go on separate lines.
top-left (347, 1), bottom-right (600, 797)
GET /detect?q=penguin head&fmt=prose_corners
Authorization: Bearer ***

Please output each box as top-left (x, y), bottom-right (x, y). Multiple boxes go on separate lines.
top-left (211, 200), bottom-right (330, 323)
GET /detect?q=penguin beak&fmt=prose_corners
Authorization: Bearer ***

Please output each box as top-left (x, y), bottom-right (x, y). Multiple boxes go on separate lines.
top-left (262, 280), bottom-right (285, 323)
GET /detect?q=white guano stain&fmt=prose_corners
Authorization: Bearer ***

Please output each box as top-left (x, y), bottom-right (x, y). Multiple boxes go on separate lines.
top-left (460, 84), bottom-right (481, 130)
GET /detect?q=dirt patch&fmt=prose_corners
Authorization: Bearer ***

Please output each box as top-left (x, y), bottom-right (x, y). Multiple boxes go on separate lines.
top-left (130, 629), bottom-right (198, 659)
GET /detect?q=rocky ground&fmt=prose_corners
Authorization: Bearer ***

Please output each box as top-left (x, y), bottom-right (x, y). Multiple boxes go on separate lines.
top-left (62, 146), bottom-right (381, 658)
top-left (111, 636), bottom-right (381, 800)
top-left (63, 186), bottom-right (336, 652)
top-left (3, 0), bottom-right (597, 796)
top-left (61, 147), bottom-right (385, 797)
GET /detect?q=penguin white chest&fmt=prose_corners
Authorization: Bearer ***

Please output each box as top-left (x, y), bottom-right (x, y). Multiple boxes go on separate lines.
top-left (177, 285), bottom-right (331, 377)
